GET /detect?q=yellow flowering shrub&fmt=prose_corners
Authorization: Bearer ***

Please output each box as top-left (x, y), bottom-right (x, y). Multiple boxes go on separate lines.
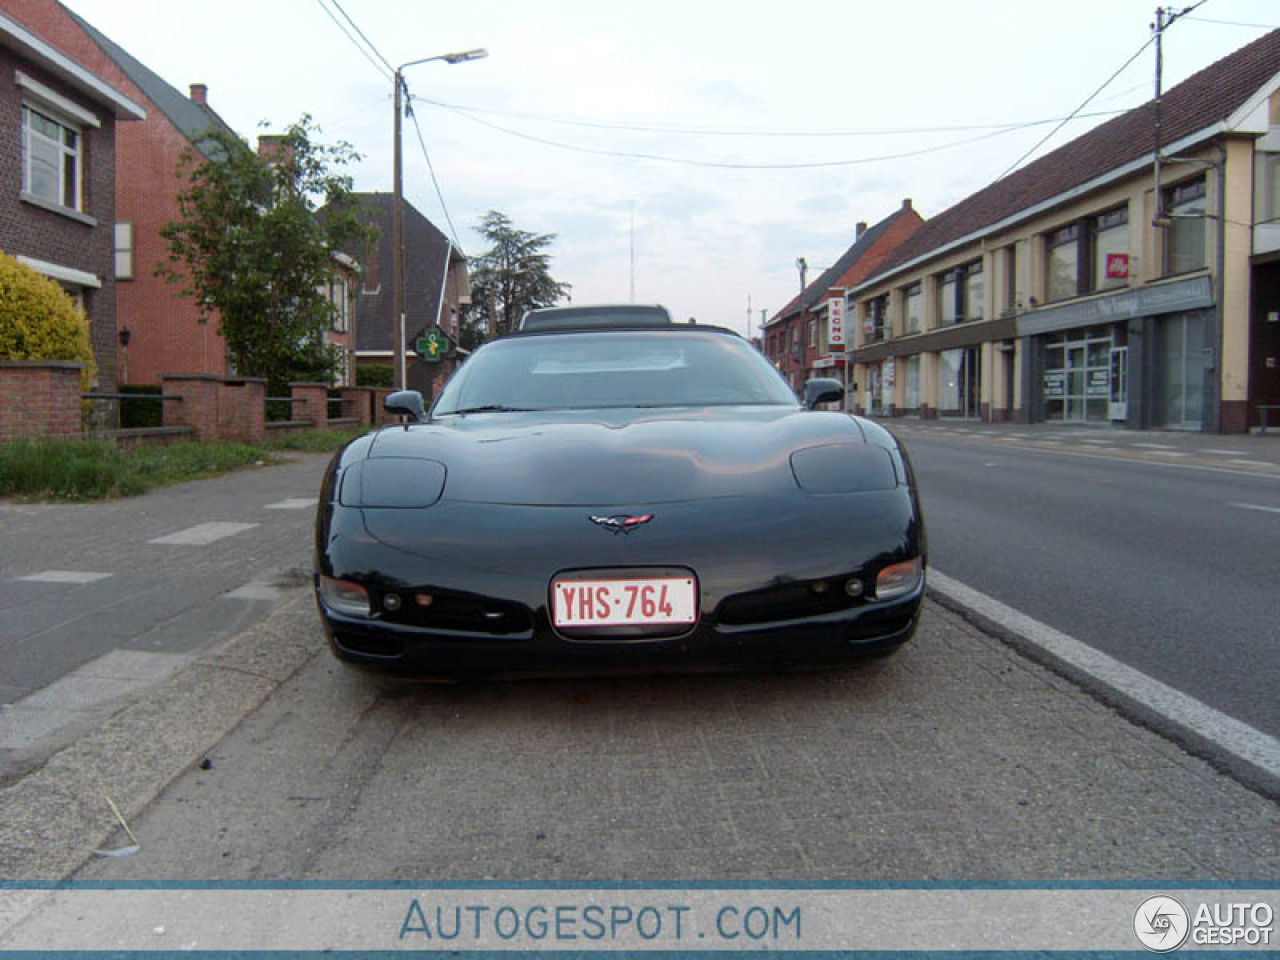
top-left (0, 251), bottom-right (97, 392)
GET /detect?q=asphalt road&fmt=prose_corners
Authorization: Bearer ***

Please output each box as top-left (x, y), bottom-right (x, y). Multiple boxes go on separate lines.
top-left (898, 430), bottom-right (1280, 738)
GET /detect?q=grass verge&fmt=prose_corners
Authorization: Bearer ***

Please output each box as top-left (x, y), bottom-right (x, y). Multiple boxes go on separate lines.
top-left (264, 426), bottom-right (368, 452)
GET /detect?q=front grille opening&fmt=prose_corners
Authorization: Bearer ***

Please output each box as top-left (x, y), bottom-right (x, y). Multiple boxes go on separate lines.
top-left (377, 588), bottom-right (532, 635)
top-left (338, 633), bottom-right (404, 658)
top-left (718, 575), bottom-right (866, 626)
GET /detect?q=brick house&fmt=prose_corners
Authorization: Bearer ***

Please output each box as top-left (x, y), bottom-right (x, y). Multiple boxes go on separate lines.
top-left (348, 192), bottom-right (469, 399)
top-left (762, 199), bottom-right (922, 399)
top-left (4, 0), bottom-right (239, 386)
top-left (0, 8), bottom-right (143, 396)
top-left (849, 30), bottom-right (1280, 433)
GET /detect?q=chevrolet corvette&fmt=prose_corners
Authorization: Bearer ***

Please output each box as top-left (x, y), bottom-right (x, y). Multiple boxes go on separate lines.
top-left (314, 310), bottom-right (925, 675)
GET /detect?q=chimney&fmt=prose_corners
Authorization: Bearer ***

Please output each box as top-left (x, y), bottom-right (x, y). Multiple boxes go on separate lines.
top-left (855, 221), bottom-right (868, 239)
top-left (189, 83), bottom-right (208, 105)
top-left (257, 133), bottom-right (290, 163)
top-left (902, 197), bottom-right (913, 211)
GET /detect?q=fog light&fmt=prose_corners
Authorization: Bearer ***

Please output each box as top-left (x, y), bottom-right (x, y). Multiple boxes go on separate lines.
top-left (382, 593), bottom-right (402, 612)
top-left (318, 576), bottom-right (371, 618)
top-left (874, 557), bottom-right (923, 601)
top-left (415, 593), bottom-right (434, 607)
top-left (844, 578), bottom-right (864, 598)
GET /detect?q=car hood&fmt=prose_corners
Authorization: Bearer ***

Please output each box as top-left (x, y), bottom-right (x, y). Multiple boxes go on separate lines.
top-left (366, 406), bottom-right (867, 506)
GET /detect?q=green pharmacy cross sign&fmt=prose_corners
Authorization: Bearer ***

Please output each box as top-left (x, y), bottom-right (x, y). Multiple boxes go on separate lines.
top-left (415, 329), bottom-right (453, 362)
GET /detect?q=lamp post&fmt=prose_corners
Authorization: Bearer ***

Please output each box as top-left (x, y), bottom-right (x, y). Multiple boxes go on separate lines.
top-left (392, 48), bottom-right (487, 390)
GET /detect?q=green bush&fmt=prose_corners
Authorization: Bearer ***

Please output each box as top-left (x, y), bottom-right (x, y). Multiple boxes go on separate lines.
top-left (356, 363), bottom-right (393, 388)
top-left (0, 252), bottom-right (97, 393)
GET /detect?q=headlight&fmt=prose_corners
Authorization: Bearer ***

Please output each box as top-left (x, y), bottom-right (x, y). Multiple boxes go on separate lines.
top-left (790, 443), bottom-right (898, 493)
top-left (318, 575), bottom-right (372, 617)
top-left (338, 458), bottom-right (446, 508)
top-left (875, 557), bottom-right (924, 601)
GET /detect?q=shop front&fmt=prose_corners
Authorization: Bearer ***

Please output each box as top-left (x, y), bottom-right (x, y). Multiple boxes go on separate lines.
top-left (1018, 275), bottom-right (1215, 430)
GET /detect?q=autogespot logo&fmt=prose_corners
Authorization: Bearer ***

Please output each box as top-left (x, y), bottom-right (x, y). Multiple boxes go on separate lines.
top-left (1134, 896), bottom-right (1190, 952)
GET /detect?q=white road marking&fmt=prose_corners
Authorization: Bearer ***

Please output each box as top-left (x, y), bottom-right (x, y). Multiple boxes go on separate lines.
top-left (223, 581), bottom-right (284, 601)
top-left (264, 498), bottom-right (313, 511)
top-left (929, 570), bottom-right (1280, 789)
top-left (1228, 459), bottom-right (1264, 466)
top-left (1205, 449), bottom-right (1247, 456)
top-left (0, 650), bottom-right (193, 749)
top-left (148, 522), bottom-right (259, 546)
top-left (15, 571), bottom-right (111, 584)
top-left (1231, 502), bottom-right (1280, 515)
top-left (1133, 442), bottom-right (1177, 449)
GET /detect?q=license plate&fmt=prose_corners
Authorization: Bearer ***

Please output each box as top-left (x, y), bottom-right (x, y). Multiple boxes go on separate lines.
top-left (552, 576), bottom-right (698, 628)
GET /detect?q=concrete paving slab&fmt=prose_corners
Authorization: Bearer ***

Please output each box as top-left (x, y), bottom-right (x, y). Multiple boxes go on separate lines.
top-left (0, 705), bottom-right (95, 750)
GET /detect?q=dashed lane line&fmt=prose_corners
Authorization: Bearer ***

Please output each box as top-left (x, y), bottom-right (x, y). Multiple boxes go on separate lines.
top-left (148, 522), bottom-right (259, 546)
top-left (263, 498), bottom-right (314, 511)
top-left (14, 571), bottom-right (111, 584)
top-left (1231, 502), bottom-right (1280, 515)
top-left (928, 569), bottom-right (1280, 796)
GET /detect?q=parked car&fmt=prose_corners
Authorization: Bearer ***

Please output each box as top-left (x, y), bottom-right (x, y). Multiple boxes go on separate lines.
top-left (314, 313), bottom-right (925, 676)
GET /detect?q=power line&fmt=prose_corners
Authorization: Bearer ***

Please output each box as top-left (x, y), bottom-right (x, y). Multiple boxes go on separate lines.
top-left (327, 0), bottom-right (395, 76)
top-left (421, 101), bottom-right (1127, 171)
top-left (417, 96), bottom-right (1128, 139)
top-left (314, 0), bottom-right (391, 80)
top-left (405, 92), bottom-right (461, 248)
top-left (1186, 15), bottom-right (1278, 29)
top-left (994, 34), bottom-right (1156, 181)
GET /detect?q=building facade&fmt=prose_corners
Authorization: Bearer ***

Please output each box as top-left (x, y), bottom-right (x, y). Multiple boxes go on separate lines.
top-left (850, 30), bottom-right (1280, 434)
top-left (763, 199), bottom-right (922, 397)
top-left (0, 8), bottom-right (143, 396)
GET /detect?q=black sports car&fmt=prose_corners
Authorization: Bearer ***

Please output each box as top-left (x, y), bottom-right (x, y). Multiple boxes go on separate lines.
top-left (314, 311), bottom-right (925, 676)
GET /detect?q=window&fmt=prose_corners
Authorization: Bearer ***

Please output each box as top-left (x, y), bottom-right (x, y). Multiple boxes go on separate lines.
top-left (1163, 177), bottom-right (1206, 276)
top-left (1046, 224), bottom-right (1079, 302)
top-left (868, 296), bottom-right (888, 342)
top-left (329, 277), bottom-right (350, 331)
top-left (937, 261), bottom-right (982, 323)
top-left (1003, 245), bottom-right (1018, 312)
top-left (1091, 207), bottom-right (1129, 291)
top-left (807, 317), bottom-right (817, 348)
top-left (904, 283), bottom-right (922, 334)
top-left (22, 104), bottom-right (81, 210)
top-left (904, 355), bottom-right (920, 410)
top-left (114, 223), bottom-right (133, 280)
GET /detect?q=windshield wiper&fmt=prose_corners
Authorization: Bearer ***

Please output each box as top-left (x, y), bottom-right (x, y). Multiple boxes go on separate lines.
top-left (446, 405), bottom-right (536, 415)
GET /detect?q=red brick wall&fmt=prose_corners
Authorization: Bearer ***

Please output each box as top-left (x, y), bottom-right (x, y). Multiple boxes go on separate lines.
top-left (0, 362), bottom-right (83, 439)
top-left (5, 0), bottom-right (228, 386)
top-left (290, 382), bottom-right (328, 429)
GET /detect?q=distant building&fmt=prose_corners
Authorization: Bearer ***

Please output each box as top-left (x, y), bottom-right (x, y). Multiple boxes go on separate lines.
top-left (849, 29), bottom-right (1280, 433)
top-left (762, 199), bottom-right (923, 399)
top-left (348, 192), bottom-right (469, 398)
top-left (0, 7), bottom-right (144, 395)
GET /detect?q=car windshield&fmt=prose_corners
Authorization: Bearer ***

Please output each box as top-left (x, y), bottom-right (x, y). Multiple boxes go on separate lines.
top-left (433, 330), bottom-right (799, 414)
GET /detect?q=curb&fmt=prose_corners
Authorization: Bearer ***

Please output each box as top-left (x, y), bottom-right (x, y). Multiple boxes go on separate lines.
top-left (0, 590), bottom-right (320, 881)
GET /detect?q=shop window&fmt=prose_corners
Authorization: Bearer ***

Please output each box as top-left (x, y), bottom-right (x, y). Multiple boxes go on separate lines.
top-left (1046, 224), bottom-right (1080, 302)
top-left (1091, 208), bottom-right (1129, 291)
top-left (903, 283), bottom-right (922, 334)
top-left (904, 355), bottom-right (920, 410)
top-left (868, 296), bottom-right (888, 342)
top-left (1162, 177), bottom-right (1206, 276)
top-left (939, 347), bottom-right (980, 417)
top-left (937, 261), bottom-right (983, 323)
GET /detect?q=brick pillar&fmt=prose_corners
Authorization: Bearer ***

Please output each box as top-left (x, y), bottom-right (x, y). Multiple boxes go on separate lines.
top-left (218, 378), bottom-right (266, 444)
top-left (339, 386), bottom-right (372, 426)
top-left (161, 374), bottom-right (221, 442)
top-left (0, 361), bottom-right (83, 440)
top-left (290, 382), bottom-right (329, 429)
top-left (372, 389), bottom-right (393, 425)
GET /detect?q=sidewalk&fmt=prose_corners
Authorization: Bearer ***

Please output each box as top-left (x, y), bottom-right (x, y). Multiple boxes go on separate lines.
top-left (876, 417), bottom-right (1280, 475)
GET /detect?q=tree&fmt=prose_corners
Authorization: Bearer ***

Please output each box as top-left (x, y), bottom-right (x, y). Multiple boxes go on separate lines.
top-left (463, 210), bottom-right (571, 339)
top-left (160, 116), bottom-right (376, 392)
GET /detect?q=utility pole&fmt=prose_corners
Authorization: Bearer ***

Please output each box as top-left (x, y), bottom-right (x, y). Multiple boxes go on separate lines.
top-left (1152, 6), bottom-right (1166, 224)
top-left (796, 257), bottom-right (808, 386)
top-left (391, 49), bottom-right (487, 390)
top-left (746, 294), bottom-right (752, 341)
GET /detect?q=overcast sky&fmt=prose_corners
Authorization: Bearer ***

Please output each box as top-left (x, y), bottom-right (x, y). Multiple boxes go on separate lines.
top-left (59, 0), bottom-right (1280, 336)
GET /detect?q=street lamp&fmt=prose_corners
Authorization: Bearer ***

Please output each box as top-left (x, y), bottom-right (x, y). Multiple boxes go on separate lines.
top-left (392, 48), bottom-right (488, 390)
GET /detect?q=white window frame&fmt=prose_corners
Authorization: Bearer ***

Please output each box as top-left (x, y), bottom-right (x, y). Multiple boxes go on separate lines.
top-left (22, 98), bottom-right (84, 212)
top-left (115, 222), bottom-right (134, 280)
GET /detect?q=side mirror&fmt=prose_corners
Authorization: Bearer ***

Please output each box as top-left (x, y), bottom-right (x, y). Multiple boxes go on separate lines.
top-left (803, 377), bottom-right (844, 410)
top-left (384, 389), bottom-right (427, 423)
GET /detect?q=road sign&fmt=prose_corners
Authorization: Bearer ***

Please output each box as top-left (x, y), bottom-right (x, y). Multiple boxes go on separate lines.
top-left (415, 329), bottom-right (453, 362)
